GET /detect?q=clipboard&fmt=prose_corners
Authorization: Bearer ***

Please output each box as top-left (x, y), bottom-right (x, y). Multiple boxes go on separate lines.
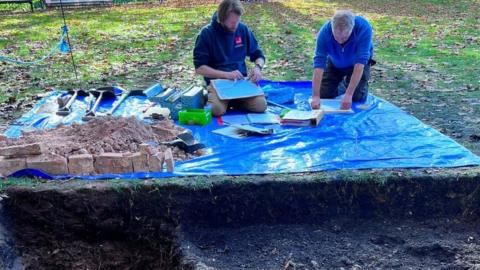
top-left (211, 79), bottom-right (264, 100)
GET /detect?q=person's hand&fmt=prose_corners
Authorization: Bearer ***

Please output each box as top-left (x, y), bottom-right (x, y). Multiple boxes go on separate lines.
top-left (311, 95), bottom-right (320, 110)
top-left (248, 65), bottom-right (262, 83)
top-left (341, 93), bottom-right (353, 110)
top-left (224, 70), bottom-right (244, 81)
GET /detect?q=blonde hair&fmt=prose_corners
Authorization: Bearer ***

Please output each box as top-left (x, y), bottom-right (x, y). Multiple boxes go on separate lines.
top-left (217, 0), bottom-right (244, 23)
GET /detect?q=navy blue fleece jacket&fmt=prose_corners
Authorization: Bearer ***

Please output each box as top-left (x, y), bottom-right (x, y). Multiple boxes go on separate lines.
top-left (193, 12), bottom-right (265, 85)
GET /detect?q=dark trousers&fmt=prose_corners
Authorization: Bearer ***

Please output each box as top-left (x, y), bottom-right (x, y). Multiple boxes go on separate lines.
top-left (320, 59), bottom-right (374, 102)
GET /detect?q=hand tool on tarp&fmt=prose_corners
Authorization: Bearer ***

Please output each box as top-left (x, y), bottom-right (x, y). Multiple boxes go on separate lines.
top-left (56, 89), bottom-right (89, 116)
top-left (106, 86), bottom-right (142, 116)
top-left (157, 131), bottom-right (205, 154)
top-left (82, 86), bottom-right (117, 121)
top-left (107, 83), bottom-right (164, 116)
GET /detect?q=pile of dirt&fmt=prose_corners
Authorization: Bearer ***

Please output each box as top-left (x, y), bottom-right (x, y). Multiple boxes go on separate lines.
top-left (0, 116), bottom-right (201, 161)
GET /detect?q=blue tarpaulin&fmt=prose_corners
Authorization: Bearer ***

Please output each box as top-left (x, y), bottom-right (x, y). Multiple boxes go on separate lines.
top-left (5, 81), bottom-right (480, 180)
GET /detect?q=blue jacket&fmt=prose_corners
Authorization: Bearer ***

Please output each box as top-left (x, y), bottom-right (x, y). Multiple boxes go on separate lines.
top-left (313, 16), bottom-right (373, 69)
top-left (193, 12), bottom-right (265, 85)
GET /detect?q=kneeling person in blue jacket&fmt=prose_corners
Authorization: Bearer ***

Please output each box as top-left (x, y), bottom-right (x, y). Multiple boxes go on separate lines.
top-left (311, 10), bottom-right (375, 110)
top-left (193, 0), bottom-right (267, 117)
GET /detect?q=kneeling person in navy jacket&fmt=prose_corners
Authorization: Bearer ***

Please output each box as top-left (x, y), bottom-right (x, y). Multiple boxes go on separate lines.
top-left (193, 0), bottom-right (267, 117)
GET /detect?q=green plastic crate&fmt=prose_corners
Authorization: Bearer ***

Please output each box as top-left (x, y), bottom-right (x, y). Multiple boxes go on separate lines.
top-left (178, 109), bottom-right (212, 126)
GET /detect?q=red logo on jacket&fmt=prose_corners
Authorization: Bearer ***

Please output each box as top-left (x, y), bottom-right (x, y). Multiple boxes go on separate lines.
top-left (235, 36), bottom-right (242, 45)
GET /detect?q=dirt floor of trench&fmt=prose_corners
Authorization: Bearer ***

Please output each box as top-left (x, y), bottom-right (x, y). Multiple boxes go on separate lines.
top-left (1, 171), bottom-right (480, 269)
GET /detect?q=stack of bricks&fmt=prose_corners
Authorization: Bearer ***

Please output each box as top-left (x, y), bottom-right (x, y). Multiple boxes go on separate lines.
top-left (0, 143), bottom-right (62, 177)
top-left (0, 142), bottom-right (175, 177)
top-left (91, 144), bottom-right (175, 175)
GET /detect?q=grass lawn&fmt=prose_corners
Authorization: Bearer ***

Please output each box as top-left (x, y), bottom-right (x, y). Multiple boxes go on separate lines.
top-left (2, 5), bottom-right (480, 270)
top-left (0, 0), bottom-right (479, 157)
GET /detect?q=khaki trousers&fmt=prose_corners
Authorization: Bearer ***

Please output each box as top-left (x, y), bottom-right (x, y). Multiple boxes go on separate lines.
top-left (207, 84), bottom-right (267, 117)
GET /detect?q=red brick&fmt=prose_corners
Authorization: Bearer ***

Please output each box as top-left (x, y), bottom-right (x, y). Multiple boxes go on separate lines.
top-left (0, 143), bottom-right (43, 158)
top-left (129, 152), bottom-right (149, 172)
top-left (0, 157), bottom-right (27, 177)
top-left (68, 154), bottom-right (95, 175)
top-left (94, 153), bottom-right (133, 174)
top-left (138, 143), bottom-right (152, 154)
top-left (148, 152), bottom-right (164, 172)
top-left (164, 148), bottom-right (174, 173)
top-left (26, 154), bottom-right (68, 175)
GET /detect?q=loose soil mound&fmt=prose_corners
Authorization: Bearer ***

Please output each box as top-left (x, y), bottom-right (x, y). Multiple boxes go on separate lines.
top-left (0, 116), bottom-right (201, 160)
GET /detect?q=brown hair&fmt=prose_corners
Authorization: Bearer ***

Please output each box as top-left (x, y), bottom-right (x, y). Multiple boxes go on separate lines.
top-left (217, 0), bottom-right (244, 23)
